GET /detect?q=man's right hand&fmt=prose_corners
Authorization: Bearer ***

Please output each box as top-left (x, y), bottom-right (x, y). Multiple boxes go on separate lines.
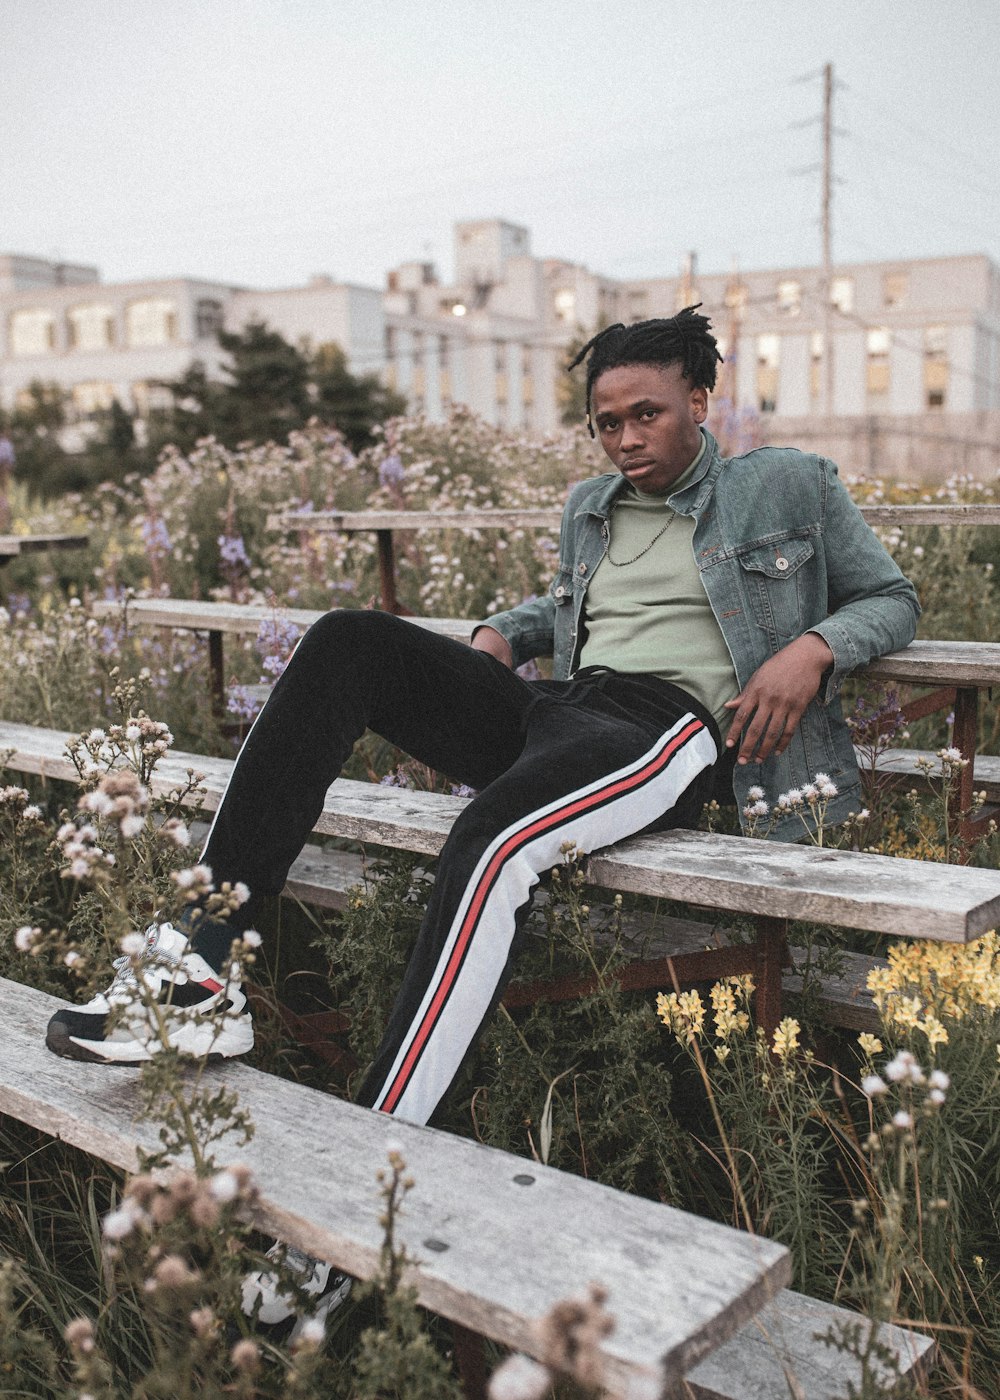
top-left (471, 626), bottom-right (514, 669)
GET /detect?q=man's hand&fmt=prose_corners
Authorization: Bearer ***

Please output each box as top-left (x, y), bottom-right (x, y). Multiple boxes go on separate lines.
top-left (724, 632), bottom-right (834, 765)
top-left (471, 626), bottom-right (514, 669)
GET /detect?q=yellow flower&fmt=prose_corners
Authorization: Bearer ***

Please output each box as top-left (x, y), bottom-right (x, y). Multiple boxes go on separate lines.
top-left (857, 1032), bottom-right (883, 1057)
top-left (920, 1016), bottom-right (949, 1049)
top-left (656, 989), bottom-right (706, 1041)
top-left (772, 1017), bottom-right (801, 1060)
top-left (714, 1045), bottom-right (731, 1064)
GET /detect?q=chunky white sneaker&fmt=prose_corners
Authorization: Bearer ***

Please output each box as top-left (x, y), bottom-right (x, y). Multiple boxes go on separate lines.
top-left (45, 922), bottom-right (254, 1064)
top-left (241, 1242), bottom-right (353, 1336)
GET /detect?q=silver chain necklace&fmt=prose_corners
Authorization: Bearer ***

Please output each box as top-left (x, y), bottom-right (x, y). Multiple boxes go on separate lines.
top-left (606, 501), bottom-right (677, 567)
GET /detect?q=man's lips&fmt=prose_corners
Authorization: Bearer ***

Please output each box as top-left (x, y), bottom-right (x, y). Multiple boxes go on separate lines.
top-left (622, 458), bottom-right (655, 473)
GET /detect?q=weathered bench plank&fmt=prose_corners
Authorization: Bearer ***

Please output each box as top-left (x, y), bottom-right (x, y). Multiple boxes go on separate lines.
top-left (91, 596), bottom-right (469, 642)
top-left (2, 721), bottom-right (999, 944)
top-left (0, 976), bottom-right (789, 1395)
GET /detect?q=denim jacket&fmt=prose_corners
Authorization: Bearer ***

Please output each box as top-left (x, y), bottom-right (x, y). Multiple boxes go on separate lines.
top-left (481, 430), bottom-right (920, 841)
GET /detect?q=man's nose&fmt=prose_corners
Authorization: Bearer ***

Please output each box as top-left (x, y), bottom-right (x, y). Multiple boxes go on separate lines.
top-left (620, 419), bottom-right (645, 452)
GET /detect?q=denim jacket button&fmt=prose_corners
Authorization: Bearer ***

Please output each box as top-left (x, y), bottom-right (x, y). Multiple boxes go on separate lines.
top-left (578, 563), bottom-right (587, 575)
top-left (775, 556), bottom-right (789, 571)
top-left (554, 585), bottom-right (566, 597)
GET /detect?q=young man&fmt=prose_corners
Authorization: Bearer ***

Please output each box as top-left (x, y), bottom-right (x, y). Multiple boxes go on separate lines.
top-left (45, 308), bottom-right (919, 1325)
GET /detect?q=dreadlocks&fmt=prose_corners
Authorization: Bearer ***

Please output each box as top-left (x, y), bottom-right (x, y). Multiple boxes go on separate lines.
top-left (567, 306), bottom-right (723, 437)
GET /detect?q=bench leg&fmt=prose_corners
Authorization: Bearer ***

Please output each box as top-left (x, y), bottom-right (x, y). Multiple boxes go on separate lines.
top-left (953, 686), bottom-right (981, 861)
top-left (754, 916), bottom-right (788, 1049)
top-left (208, 628), bottom-right (226, 717)
top-left (376, 529), bottom-right (402, 614)
top-left (450, 1320), bottom-right (488, 1400)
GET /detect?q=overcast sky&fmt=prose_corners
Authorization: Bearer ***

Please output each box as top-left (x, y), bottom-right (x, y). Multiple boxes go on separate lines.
top-left (5, 0), bottom-right (999, 292)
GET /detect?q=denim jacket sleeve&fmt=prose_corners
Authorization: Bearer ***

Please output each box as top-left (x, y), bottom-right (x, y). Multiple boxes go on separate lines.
top-left (807, 460), bottom-right (921, 703)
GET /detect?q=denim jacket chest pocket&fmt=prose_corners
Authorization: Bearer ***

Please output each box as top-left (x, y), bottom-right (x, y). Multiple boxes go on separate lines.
top-left (736, 533), bottom-right (816, 641)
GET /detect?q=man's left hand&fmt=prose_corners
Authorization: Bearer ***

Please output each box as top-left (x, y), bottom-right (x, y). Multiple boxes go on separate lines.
top-left (723, 632), bottom-right (835, 765)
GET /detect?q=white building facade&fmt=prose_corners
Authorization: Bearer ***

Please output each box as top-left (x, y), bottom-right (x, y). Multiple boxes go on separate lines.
top-left (2, 229), bottom-right (999, 475)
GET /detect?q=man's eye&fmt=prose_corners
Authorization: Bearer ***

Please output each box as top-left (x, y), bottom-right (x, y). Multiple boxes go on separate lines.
top-left (641, 409), bottom-right (658, 420)
top-left (599, 420), bottom-right (617, 433)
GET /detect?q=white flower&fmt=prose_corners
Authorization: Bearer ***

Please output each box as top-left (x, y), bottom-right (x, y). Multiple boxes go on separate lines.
top-left (209, 1169), bottom-right (240, 1203)
top-left (928, 1088), bottom-right (946, 1106)
top-left (87, 728), bottom-right (106, 743)
top-left (885, 1050), bottom-right (924, 1085)
top-left (120, 932), bottom-right (146, 956)
top-left (892, 1110), bottom-right (914, 1131)
top-left (233, 881), bottom-right (251, 907)
top-left (241, 929), bottom-right (262, 947)
top-left (750, 800), bottom-right (769, 817)
top-left (940, 747), bottom-right (963, 763)
top-left (22, 805), bottom-right (41, 821)
top-left (64, 950), bottom-right (82, 967)
top-left (102, 1201), bottom-right (143, 1240)
top-left (174, 869), bottom-right (195, 889)
top-left (746, 785), bottom-right (765, 802)
top-left (297, 1317), bottom-right (325, 1345)
top-left (861, 1074), bottom-right (887, 1097)
top-left (14, 925), bottom-right (40, 952)
top-left (928, 1069), bottom-right (950, 1091)
top-left (819, 780), bottom-right (838, 798)
top-left (488, 1353), bottom-right (551, 1400)
top-left (120, 814), bottom-right (146, 840)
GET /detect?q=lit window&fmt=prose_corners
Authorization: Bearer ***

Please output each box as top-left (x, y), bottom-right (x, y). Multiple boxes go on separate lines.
top-left (756, 335), bottom-right (780, 413)
top-left (195, 299), bottom-right (224, 338)
top-left (125, 298), bottom-right (178, 347)
top-left (9, 308), bottom-right (56, 356)
top-left (71, 381), bottom-right (116, 418)
top-left (866, 327), bottom-right (891, 395)
top-left (67, 303), bottom-right (115, 351)
top-left (724, 282), bottom-right (748, 313)
top-left (883, 272), bottom-right (908, 308)
top-left (553, 288), bottom-right (576, 323)
top-left (132, 381), bottom-right (173, 417)
top-left (777, 281), bottom-right (801, 316)
top-left (830, 277), bottom-right (854, 313)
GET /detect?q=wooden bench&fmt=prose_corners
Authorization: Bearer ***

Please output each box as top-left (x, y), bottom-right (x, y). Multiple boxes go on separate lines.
top-left (0, 975), bottom-right (935, 1399)
top-left (3, 720), bottom-right (1000, 1049)
top-left (273, 501), bottom-right (1000, 614)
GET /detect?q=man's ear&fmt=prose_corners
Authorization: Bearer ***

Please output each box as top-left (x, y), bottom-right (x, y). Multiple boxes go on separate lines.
top-left (691, 385), bottom-right (709, 423)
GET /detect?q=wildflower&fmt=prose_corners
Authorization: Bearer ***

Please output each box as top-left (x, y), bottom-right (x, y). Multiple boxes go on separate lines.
top-left (927, 1088), bottom-right (946, 1107)
top-left (488, 1353), bottom-right (551, 1400)
top-left (232, 881), bottom-right (251, 907)
top-left (928, 1069), bottom-right (950, 1091)
top-left (857, 1032), bottom-right (883, 1057)
top-left (189, 1306), bottom-right (216, 1337)
top-left (746, 785), bottom-right (765, 802)
top-left (231, 1339), bottom-right (261, 1374)
top-left (14, 925), bottom-right (40, 952)
top-left (656, 989), bottom-right (706, 1041)
top-left (862, 1074), bottom-right (888, 1097)
top-left (103, 1200), bottom-right (144, 1240)
top-left (885, 1050), bottom-right (925, 1084)
top-left (892, 1110), bottom-right (914, 1131)
top-left (63, 1317), bottom-right (95, 1353)
top-left (772, 1017), bottom-right (800, 1060)
top-left (64, 950), bottom-right (82, 968)
top-left (150, 1255), bottom-right (200, 1290)
top-left (240, 928), bottom-right (262, 948)
top-left (208, 1169), bottom-right (240, 1203)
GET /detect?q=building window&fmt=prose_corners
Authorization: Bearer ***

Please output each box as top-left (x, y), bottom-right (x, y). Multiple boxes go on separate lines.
top-left (9, 308), bottom-right (56, 356)
top-left (195, 299), bottom-right (224, 338)
top-left (866, 327), bottom-right (891, 396)
top-left (777, 280), bottom-right (802, 316)
top-left (756, 334), bottom-right (780, 413)
top-left (724, 281), bottom-right (749, 314)
top-left (830, 277), bottom-right (854, 313)
top-left (924, 325), bottom-right (949, 409)
top-left (883, 272), bottom-right (909, 308)
top-left (553, 288), bottom-right (576, 324)
top-left (125, 298), bottom-right (178, 347)
top-left (67, 303), bottom-right (115, 351)
top-left (627, 289), bottom-right (648, 322)
top-left (71, 381), bottom-right (116, 419)
top-left (132, 380), bottom-right (174, 417)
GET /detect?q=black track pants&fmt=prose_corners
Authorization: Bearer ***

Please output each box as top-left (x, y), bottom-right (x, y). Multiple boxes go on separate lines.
top-left (198, 611), bottom-right (720, 1123)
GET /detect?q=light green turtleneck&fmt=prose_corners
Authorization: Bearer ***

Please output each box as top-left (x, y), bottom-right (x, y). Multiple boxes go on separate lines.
top-left (578, 438), bottom-right (739, 724)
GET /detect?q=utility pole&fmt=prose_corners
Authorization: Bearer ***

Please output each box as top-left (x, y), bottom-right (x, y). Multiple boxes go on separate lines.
top-left (724, 257), bottom-right (744, 411)
top-left (821, 60), bottom-right (834, 419)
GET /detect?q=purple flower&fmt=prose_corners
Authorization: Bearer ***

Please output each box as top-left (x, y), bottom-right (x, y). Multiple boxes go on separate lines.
top-left (516, 659), bottom-right (541, 681)
top-left (379, 453), bottom-right (405, 488)
top-left (255, 615), bottom-right (300, 681)
top-left (141, 517), bottom-right (171, 554)
top-left (218, 533), bottom-right (250, 570)
top-left (450, 783), bottom-right (477, 798)
top-left (227, 685), bottom-right (262, 723)
top-left (379, 769), bottom-right (411, 788)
